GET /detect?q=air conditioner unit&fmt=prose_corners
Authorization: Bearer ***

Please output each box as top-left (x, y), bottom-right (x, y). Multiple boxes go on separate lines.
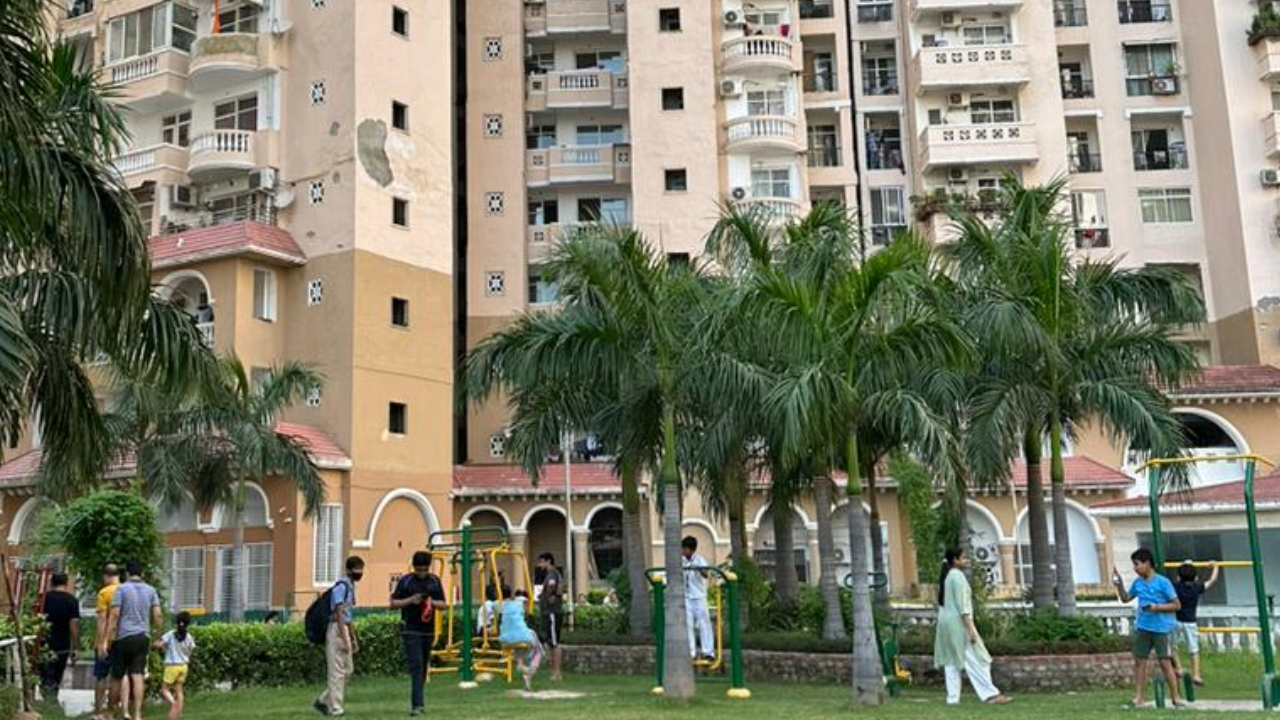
top-left (1263, 169), bottom-right (1280, 187)
top-left (941, 12), bottom-right (962, 27)
top-left (947, 167), bottom-right (969, 183)
top-left (724, 9), bottom-right (742, 26)
top-left (947, 91), bottom-right (970, 107)
top-left (169, 185), bottom-right (195, 208)
top-left (248, 168), bottom-right (277, 190)
top-left (729, 186), bottom-right (749, 201)
top-left (720, 79), bottom-right (744, 97)
top-left (1151, 77), bottom-right (1178, 95)
top-left (922, 33), bottom-right (938, 47)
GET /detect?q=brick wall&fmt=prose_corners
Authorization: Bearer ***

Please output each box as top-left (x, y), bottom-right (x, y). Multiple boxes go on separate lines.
top-left (564, 645), bottom-right (1136, 691)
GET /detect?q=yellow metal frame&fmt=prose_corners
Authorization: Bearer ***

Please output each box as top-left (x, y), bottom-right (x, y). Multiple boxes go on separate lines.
top-left (693, 580), bottom-right (726, 672)
top-left (1163, 561), bottom-right (1254, 569)
top-left (1199, 627), bottom-right (1261, 634)
top-left (1137, 453), bottom-right (1276, 470)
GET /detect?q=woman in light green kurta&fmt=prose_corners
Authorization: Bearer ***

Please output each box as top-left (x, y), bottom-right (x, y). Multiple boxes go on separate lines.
top-left (934, 547), bottom-right (1010, 705)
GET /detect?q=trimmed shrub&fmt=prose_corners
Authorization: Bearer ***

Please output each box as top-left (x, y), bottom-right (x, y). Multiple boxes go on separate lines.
top-left (0, 685), bottom-right (19, 720)
top-left (572, 604), bottom-right (625, 634)
top-left (1007, 609), bottom-right (1109, 643)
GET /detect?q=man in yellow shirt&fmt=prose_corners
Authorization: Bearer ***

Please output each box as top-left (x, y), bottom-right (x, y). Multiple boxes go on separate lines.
top-left (93, 564), bottom-right (120, 720)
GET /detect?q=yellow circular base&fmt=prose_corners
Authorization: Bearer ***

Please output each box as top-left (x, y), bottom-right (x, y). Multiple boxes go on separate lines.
top-left (726, 688), bottom-right (752, 700)
top-left (651, 686), bottom-right (665, 697)
top-left (458, 681), bottom-right (479, 690)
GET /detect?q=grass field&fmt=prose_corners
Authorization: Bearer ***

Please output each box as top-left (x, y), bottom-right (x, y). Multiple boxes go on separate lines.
top-left (145, 652), bottom-right (1276, 720)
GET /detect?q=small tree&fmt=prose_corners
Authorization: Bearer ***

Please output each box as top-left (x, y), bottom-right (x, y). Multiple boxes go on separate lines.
top-left (42, 489), bottom-right (165, 586)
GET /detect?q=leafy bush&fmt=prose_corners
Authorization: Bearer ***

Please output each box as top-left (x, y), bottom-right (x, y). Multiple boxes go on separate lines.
top-left (37, 489), bottom-right (165, 592)
top-left (1007, 609), bottom-right (1109, 644)
top-left (572, 603), bottom-right (625, 634)
top-left (0, 684), bottom-right (19, 720)
top-left (1250, 2), bottom-right (1280, 45)
top-left (605, 567), bottom-right (631, 615)
top-left (586, 588), bottom-right (608, 606)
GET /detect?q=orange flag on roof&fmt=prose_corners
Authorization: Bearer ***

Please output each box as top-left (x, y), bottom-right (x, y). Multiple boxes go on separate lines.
top-left (211, 1), bottom-right (222, 34)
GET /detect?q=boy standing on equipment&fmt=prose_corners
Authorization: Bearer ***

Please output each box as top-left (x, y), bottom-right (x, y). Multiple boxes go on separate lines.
top-left (1113, 548), bottom-right (1185, 708)
top-left (536, 553), bottom-right (564, 682)
top-left (1174, 560), bottom-right (1220, 687)
top-left (681, 537), bottom-right (714, 661)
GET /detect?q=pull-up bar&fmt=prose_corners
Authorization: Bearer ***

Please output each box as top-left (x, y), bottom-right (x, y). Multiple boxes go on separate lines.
top-left (1162, 561), bottom-right (1254, 569)
top-left (1137, 453), bottom-right (1277, 470)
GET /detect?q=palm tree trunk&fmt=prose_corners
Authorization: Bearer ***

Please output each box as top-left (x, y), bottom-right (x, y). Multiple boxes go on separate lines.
top-left (812, 474), bottom-right (847, 641)
top-left (621, 461), bottom-right (650, 635)
top-left (725, 468), bottom-right (750, 631)
top-left (1050, 418), bottom-right (1078, 616)
top-left (845, 437), bottom-right (884, 706)
top-left (230, 477), bottom-right (247, 623)
top-left (954, 468), bottom-right (972, 559)
top-left (863, 454), bottom-right (889, 610)
top-left (771, 496), bottom-right (799, 610)
top-left (1023, 430), bottom-right (1054, 610)
top-left (658, 401), bottom-right (695, 699)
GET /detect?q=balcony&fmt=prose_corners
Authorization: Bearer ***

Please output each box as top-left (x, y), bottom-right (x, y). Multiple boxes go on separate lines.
top-left (188, 130), bottom-right (267, 181)
top-left (1074, 227), bottom-right (1110, 250)
top-left (1054, 3), bottom-right (1088, 27)
top-left (911, 0), bottom-right (1023, 16)
top-left (732, 197), bottom-right (802, 220)
top-left (1256, 37), bottom-right (1280, 80)
top-left (525, 144), bottom-right (631, 187)
top-left (801, 0), bottom-right (835, 19)
top-left (1265, 112), bottom-right (1280, 158)
top-left (913, 44), bottom-right (1030, 89)
top-left (525, 70), bottom-right (628, 111)
top-left (1132, 147), bottom-right (1188, 171)
top-left (188, 33), bottom-right (274, 90)
top-left (722, 36), bottom-right (796, 75)
top-left (724, 116), bottom-right (802, 153)
top-left (107, 50), bottom-right (189, 113)
top-left (1118, 0), bottom-right (1172, 24)
top-left (918, 122), bottom-right (1038, 170)
top-left (857, 3), bottom-right (893, 22)
top-left (1061, 77), bottom-right (1094, 99)
top-left (1068, 152), bottom-right (1103, 173)
top-left (112, 144), bottom-right (189, 187)
top-left (524, 0), bottom-right (626, 36)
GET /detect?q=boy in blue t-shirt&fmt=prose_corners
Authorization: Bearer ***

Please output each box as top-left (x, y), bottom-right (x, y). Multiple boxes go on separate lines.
top-left (1113, 547), bottom-right (1184, 708)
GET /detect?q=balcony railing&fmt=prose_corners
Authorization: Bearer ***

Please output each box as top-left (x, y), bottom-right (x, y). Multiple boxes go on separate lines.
top-left (722, 36), bottom-right (795, 73)
top-left (1126, 75), bottom-right (1180, 96)
top-left (857, 4), bottom-right (893, 22)
top-left (914, 44), bottom-right (1031, 88)
top-left (188, 129), bottom-right (258, 179)
top-left (525, 0), bottom-right (626, 35)
top-left (67, 0), bottom-right (93, 18)
top-left (871, 225), bottom-right (907, 246)
top-left (725, 116), bottom-right (800, 151)
top-left (919, 122), bottom-right (1039, 169)
top-left (1061, 77), bottom-right (1094, 99)
top-left (1074, 227), bottom-right (1110, 249)
top-left (1054, 4), bottom-right (1087, 26)
top-left (1118, 0), bottom-right (1172, 23)
top-left (110, 52), bottom-right (164, 84)
top-left (525, 144), bottom-right (631, 186)
top-left (800, 0), bottom-right (834, 19)
top-left (733, 197), bottom-right (802, 220)
top-left (112, 143), bottom-right (189, 178)
top-left (861, 72), bottom-right (899, 96)
top-left (867, 145), bottom-right (904, 170)
top-left (526, 69), bottom-right (628, 110)
top-left (808, 144), bottom-right (842, 168)
top-left (1068, 152), bottom-right (1103, 173)
top-left (804, 73), bottom-right (838, 93)
top-left (1133, 148), bottom-right (1188, 171)
top-left (163, 201), bottom-right (277, 235)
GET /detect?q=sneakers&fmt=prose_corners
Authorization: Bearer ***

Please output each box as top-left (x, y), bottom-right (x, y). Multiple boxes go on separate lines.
top-left (313, 701), bottom-right (329, 716)
top-left (409, 707), bottom-right (424, 716)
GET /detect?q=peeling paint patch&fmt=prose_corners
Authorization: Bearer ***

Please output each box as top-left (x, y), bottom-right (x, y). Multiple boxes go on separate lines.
top-left (357, 119), bottom-right (394, 187)
top-left (1258, 296), bottom-right (1280, 312)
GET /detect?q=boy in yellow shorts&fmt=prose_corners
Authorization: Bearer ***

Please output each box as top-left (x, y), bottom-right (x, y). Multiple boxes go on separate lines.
top-left (156, 612), bottom-right (195, 720)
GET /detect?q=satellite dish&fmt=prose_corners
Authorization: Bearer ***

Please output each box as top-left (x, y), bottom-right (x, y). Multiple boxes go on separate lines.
top-left (273, 188), bottom-right (295, 208)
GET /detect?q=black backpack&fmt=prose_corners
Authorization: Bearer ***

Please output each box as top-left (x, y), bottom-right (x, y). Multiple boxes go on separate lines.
top-left (304, 579), bottom-right (348, 645)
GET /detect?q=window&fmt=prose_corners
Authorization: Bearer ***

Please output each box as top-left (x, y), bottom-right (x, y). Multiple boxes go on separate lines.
top-left (389, 402), bottom-right (407, 434)
top-left (743, 10), bottom-right (783, 30)
top-left (106, 2), bottom-right (196, 63)
top-left (804, 52), bottom-right (837, 93)
top-left (392, 197), bottom-right (409, 227)
top-left (661, 87), bottom-right (684, 110)
top-left (252, 269), bottom-right (276, 322)
top-left (484, 192), bottom-right (504, 216)
top-left (308, 180), bottom-right (324, 205)
top-left (208, 192), bottom-right (272, 225)
top-left (1137, 532), bottom-right (1226, 604)
top-left (1139, 188), bottom-right (1193, 223)
top-left (307, 278), bottom-right (323, 306)
top-left (528, 199), bottom-right (560, 225)
top-left (574, 51), bottom-right (624, 73)
top-left (751, 168), bottom-right (792, 198)
top-left (1054, 0), bottom-right (1088, 26)
top-left (664, 168), bottom-right (688, 192)
top-left (970, 99), bottom-right (1017, 124)
top-left (870, 187), bottom-right (906, 246)
top-left (313, 505), bottom-right (343, 586)
top-left (485, 271), bottom-right (506, 296)
top-left (865, 120), bottom-right (903, 169)
top-left (667, 252), bottom-right (691, 268)
top-left (161, 111), bottom-right (191, 147)
top-left (165, 548), bottom-right (205, 612)
top-left (658, 8), bottom-right (681, 32)
top-left (392, 5), bottom-right (408, 36)
top-left (855, 0), bottom-right (891, 22)
top-left (528, 267), bottom-right (560, 304)
top-left (525, 52), bottom-right (554, 75)
top-left (489, 434), bottom-right (506, 458)
top-left (305, 385), bottom-right (322, 407)
top-left (575, 124), bottom-right (626, 145)
top-left (250, 366), bottom-right (271, 391)
top-left (860, 44), bottom-right (898, 95)
top-left (1119, 0), bottom-right (1172, 24)
top-left (217, 2), bottom-right (259, 33)
top-left (807, 125), bottom-right (840, 167)
top-left (214, 95), bottom-right (258, 131)
top-left (392, 101), bottom-right (408, 131)
top-left (216, 543), bottom-right (273, 614)
top-left (309, 80), bottom-right (327, 105)
top-left (391, 297), bottom-right (409, 327)
top-left (746, 89), bottom-right (787, 116)
top-left (961, 25), bottom-right (1010, 46)
top-left (1124, 44), bottom-right (1178, 96)
top-left (526, 124), bottom-right (556, 149)
top-left (483, 37), bottom-right (503, 61)
top-left (578, 197), bottom-right (630, 223)
top-left (1067, 132), bottom-right (1101, 173)
top-left (1131, 127), bottom-right (1188, 170)
top-left (483, 114), bottom-right (504, 137)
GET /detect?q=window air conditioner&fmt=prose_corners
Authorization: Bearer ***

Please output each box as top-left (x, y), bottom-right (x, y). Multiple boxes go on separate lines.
top-left (724, 10), bottom-right (742, 26)
top-left (941, 12), bottom-right (962, 27)
top-left (947, 91), bottom-right (970, 107)
top-left (169, 185), bottom-right (195, 208)
top-left (720, 79), bottom-right (744, 97)
top-left (947, 167), bottom-right (969, 183)
top-left (1262, 169), bottom-right (1280, 187)
top-left (1151, 77), bottom-right (1178, 95)
top-left (729, 186), bottom-right (749, 201)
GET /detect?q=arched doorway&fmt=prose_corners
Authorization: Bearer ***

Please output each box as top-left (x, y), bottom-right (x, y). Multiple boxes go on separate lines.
top-left (1177, 410), bottom-right (1245, 487)
top-left (588, 507), bottom-right (624, 582)
top-left (965, 503), bottom-right (1004, 586)
top-left (831, 503), bottom-right (888, 584)
top-left (1015, 503), bottom-right (1101, 585)
top-left (753, 506), bottom-right (809, 583)
top-left (465, 508), bottom-right (516, 589)
top-left (524, 508), bottom-right (567, 587)
top-left (158, 272), bottom-right (215, 346)
top-left (366, 494), bottom-right (436, 600)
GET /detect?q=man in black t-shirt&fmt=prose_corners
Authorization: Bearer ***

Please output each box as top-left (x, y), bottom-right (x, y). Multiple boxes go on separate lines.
top-left (40, 572), bottom-right (81, 702)
top-left (389, 551), bottom-right (446, 716)
top-left (536, 553), bottom-right (565, 682)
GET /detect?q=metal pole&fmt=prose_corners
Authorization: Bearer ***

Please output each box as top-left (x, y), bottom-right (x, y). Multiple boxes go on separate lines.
top-left (725, 572), bottom-right (750, 699)
top-left (563, 429), bottom-right (574, 624)
top-left (651, 573), bottom-right (665, 695)
top-left (1147, 465), bottom-right (1164, 569)
top-left (1009, 476), bottom-right (1023, 585)
top-left (1243, 460), bottom-right (1279, 709)
top-left (459, 523), bottom-right (476, 689)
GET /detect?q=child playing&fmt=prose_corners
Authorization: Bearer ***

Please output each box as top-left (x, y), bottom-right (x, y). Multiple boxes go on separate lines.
top-left (156, 612), bottom-right (195, 720)
top-left (1113, 548), bottom-right (1185, 709)
top-left (497, 587), bottom-right (544, 692)
top-left (1174, 560), bottom-right (1220, 686)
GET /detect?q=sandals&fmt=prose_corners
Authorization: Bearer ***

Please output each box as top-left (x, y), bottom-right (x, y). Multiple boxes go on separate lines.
top-left (986, 695), bottom-right (1013, 705)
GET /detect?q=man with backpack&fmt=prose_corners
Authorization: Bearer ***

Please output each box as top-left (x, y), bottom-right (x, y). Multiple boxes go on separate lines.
top-left (389, 551), bottom-right (446, 716)
top-left (312, 556), bottom-right (364, 717)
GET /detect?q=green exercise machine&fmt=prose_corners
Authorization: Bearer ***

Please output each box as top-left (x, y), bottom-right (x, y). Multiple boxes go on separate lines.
top-left (645, 566), bottom-right (749, 699)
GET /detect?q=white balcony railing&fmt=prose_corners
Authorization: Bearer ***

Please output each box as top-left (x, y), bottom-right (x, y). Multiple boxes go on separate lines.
top-left (722, 36), bottom-right (795, 71)
top-left (109, 52), bottom-right (163, 84)
top-left (190, 129), bottom-right (254, 157)
top-left (734, 196), bottom-right (802, 218)
top-left (113, 147), bottom-right (160, 175)
top-left (725, 116), bottom-right (799, 148)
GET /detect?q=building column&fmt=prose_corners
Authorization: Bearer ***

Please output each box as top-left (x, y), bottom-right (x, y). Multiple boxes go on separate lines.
top-left (1095, 541), bottom-right (1109, 584)
top-left (507, 530), bottom-right (529, 590)
top-left (572, 529), bottom-right (591, 600)
top-left (998, 541), bottom-right (1017, 588)
top-left (807, 528), bottom-right (820, 583)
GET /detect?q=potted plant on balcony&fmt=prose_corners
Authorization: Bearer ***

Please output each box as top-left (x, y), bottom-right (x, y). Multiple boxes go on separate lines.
top-left (1249, 3), bottom-right (1280, 46)
top-left (909, 188), bottom-right (950, 222)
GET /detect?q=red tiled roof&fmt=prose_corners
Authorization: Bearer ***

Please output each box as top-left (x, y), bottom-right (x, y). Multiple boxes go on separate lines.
top-left (1171, 365), bottom-right (1280, 397)
top-left (1091, 471), bottom-right (1280, 512)
top-left (0, 423), bottom-right (349, 488)
top-left (452, 463), bottom-right (621, 497)
top-left (149, 221), bottom-right (307, 269)
top-left (1007, 456), bottom-right (1134, 489)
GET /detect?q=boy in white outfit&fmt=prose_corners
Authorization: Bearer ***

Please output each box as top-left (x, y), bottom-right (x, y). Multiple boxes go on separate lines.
top-left (681, 537), bottom-right (715, 661)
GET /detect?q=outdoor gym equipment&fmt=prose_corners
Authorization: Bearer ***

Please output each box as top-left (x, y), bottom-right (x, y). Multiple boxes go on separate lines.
top-left (474, 544), bottom-right (536, 683)
top-left (843, 571), bottom-right (912, 697)
top-left (644, 566), bottom-right (749, 699)
top-left (425, 524), bottom-right (509, 688)
top-left (1141, 453), bottom-right (1279, 709)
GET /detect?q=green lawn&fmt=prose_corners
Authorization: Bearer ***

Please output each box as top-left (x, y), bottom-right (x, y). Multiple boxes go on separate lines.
top-left (160, 653), bottom-right (1275, 720)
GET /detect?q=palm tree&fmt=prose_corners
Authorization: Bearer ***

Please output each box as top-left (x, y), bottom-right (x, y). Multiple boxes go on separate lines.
top-left (2, 0), bottom-right (211, 497)
top-left (951, 178), bottom-right (1202, 615)
top-left (465, 226), bottom-right (714, 698)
